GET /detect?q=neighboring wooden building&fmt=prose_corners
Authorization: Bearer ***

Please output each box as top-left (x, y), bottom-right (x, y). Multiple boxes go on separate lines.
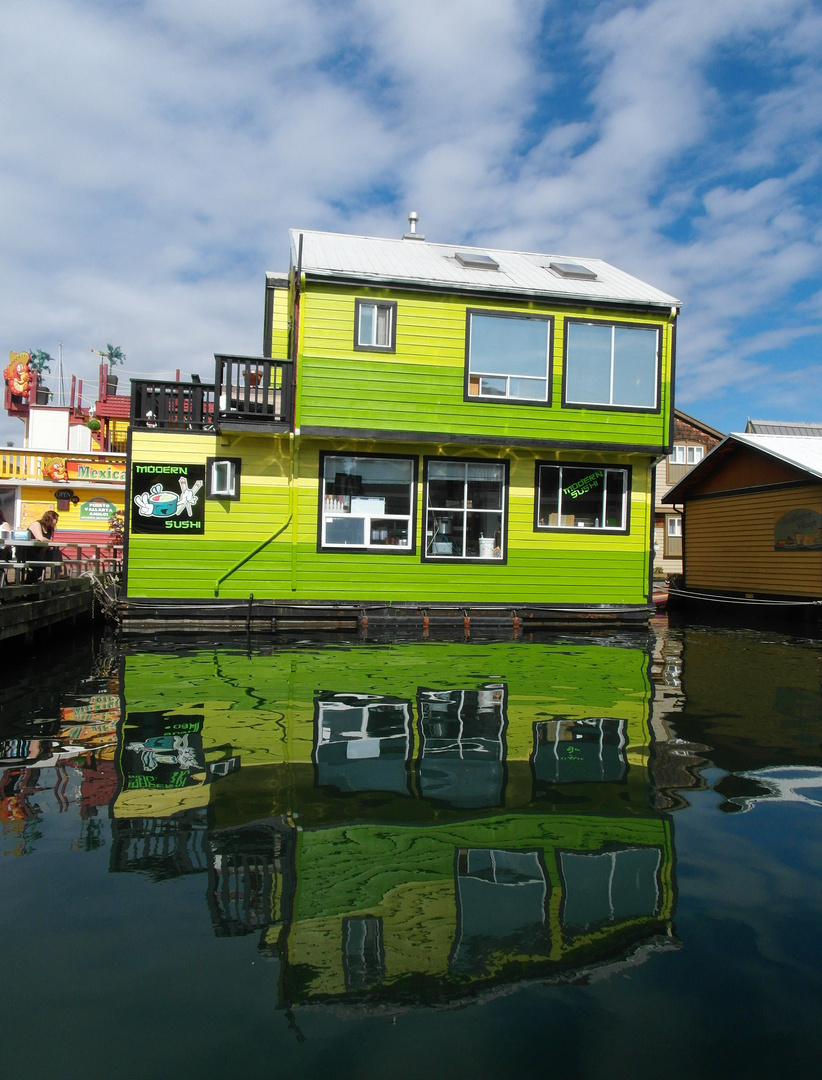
top-left (664, 433), bottom-right (822, 600)
top-left (653, 410), bottom-right (723, 577)
top-left (122, 222), bottom-right (681, 629)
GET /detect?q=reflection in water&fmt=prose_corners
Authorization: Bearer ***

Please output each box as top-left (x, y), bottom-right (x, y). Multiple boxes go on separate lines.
top-left (314, 693), bottom-right (414, 797)
top-left (3, 626), bottom-right (822, 1075)
top-left (417, 685), bottom-right (507, 808)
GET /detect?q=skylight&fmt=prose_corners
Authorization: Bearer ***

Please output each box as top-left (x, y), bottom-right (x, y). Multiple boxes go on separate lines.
top-left (548, 260), bottom-right (597, 280)
top-left (455, 251), bottom-right (500, 270)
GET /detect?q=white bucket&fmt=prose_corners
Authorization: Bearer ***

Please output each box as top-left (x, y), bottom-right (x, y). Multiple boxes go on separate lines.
top-left (479, 536), bottom-right (494, 559)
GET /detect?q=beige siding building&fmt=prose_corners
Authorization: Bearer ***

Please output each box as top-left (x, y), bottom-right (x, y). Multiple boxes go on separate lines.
top-left (654, 410), bottom-right (723, 578)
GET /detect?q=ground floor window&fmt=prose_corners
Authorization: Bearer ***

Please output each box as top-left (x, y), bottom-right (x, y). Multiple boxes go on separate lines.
top-left (535, 463), bottom-right (629, 531)
top-left (664, 514), bottom-right (682, 557)
top-left (319, 453), bottom-right (416, 551)
top-left (424, 459), bottom-right (507, 560)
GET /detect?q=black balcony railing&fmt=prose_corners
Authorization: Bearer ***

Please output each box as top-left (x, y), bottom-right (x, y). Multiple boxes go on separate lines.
top-left (131, 357), bottom-right (294, 433)
top-left (216, 355), bottom-right (293, 428)
top-left (131, 379), bottom-right (216, 431)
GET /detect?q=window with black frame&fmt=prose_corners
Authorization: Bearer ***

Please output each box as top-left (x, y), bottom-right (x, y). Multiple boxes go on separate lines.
top-left (425, 459), bottom-right (506, 559)
top-left (466, 312), bottom-right (551, 402)
top-left (320, 453), bottom-right (415, 551)
top-left (564, 320), bottom-right (659, 409)
top-left (536, 463), bottom-right (628, 531)
top-left (354, 299), bottom-right (397, 352)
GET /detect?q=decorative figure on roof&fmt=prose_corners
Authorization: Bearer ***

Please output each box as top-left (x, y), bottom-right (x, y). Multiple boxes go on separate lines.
top-left (4, 352), bottom-right (32, 401)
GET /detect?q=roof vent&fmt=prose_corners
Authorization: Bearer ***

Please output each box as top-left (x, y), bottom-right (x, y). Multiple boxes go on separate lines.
top-left (548, 260), bottom-right (597, 280)
top-left (455, 251), bottom-right (499, 270)
top-left (403, 210), bottom-right (425, 240)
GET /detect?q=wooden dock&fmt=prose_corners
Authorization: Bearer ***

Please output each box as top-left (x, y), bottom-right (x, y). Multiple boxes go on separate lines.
top-left (0, 576), bottom-right (95, 645)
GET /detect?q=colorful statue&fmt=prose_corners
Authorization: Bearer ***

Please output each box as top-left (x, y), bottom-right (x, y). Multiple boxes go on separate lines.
top-left (3, 352), bottom-right (32, 401)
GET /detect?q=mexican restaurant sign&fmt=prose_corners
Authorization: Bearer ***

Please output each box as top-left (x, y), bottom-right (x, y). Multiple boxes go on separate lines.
top-left (67, 460), bottom-right (126, 483)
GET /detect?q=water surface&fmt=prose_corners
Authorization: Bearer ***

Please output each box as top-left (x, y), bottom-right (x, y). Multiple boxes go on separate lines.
top-left (2, 626), bottom-right (821, 1079)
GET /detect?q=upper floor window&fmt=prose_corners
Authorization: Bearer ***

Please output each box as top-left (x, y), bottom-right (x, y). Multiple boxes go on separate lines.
top-left (535, 463), bottom-right (630, 532)
top-left (355, 299), bottom-right (397, 352)
top-left (424, 458), bottom-right (507, 560)
top-left (319, 453), bottom-right (415, 552)
top-left (669, 444), bottom-right (703, 465)
top-left (564, 319), bottom-right (660, 410)
top-left (466, 311), bottom-right (552, 403)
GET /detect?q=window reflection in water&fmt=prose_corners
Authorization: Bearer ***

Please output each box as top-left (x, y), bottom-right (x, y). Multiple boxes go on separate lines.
top-left (559, 847), bottom-right (663, 933)
top-left (451, 848), bottom-right (551, 975)
top-left (313, 693), bottom-right (414, 797)
top-left (532, 718), bottom-right (627, 789)
top-left (417, 685), bottom-right (507, 808)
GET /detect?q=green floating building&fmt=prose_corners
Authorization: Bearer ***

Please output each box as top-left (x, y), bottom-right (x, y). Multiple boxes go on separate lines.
top-left (121, 218), bottom-right (680, 631)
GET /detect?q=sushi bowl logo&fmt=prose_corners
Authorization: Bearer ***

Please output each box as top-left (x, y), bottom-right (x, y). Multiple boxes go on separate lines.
top-left (131, 463), bottom-right (205, 534)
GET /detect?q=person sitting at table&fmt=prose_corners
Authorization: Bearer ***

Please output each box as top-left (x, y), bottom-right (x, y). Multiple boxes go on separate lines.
top-left (0, 509), bottom-right (11, 566)
top-left (24, 510), bottom-right (61, 583)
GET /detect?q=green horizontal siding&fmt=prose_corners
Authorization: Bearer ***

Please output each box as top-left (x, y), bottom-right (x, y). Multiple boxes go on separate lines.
top-left (297, 285), bottom-right (673, 447)
top-left (126, 433), bottom-right (653, 605)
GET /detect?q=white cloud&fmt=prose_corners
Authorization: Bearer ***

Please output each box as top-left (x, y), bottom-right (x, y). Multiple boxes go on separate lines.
top-left (1, 0), bottom-right (821, 443)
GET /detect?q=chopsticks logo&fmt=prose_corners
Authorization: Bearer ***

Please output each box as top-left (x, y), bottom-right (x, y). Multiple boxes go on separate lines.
top-left (131, 464), bottom-right (206, 534)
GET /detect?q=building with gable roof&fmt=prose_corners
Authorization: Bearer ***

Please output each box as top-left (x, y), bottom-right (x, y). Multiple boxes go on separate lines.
top-left (121, 218), bottom-right (681, 631)
top-left (664, 432), bottom-right (822, 603)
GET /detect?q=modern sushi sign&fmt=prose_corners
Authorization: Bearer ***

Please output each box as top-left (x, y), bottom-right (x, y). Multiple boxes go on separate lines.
top-left (131, 463), bottom-right (205, 534)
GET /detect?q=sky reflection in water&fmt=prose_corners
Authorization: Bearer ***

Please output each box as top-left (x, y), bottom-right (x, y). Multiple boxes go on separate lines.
top-left (1, 627), bottom-right (821, 1080)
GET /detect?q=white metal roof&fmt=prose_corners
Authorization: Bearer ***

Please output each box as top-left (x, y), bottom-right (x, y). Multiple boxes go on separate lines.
top-left (729, 433), bottom-right (822, 480)
top-left (289, 229), bottom-right (681, 309)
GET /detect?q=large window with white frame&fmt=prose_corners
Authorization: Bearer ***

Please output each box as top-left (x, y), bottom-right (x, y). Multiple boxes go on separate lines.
top-left (424, 458), bottom-right (507, 560)
top-left (466, 311), bottom-right (552, 402)
top-left (535, 463), bottom-right (630, 532)
top-left (319, 453), bottom-right (416, 552)
top-left (564, 319), bottom-right (660, 410)
top-left (354, 299), bottom-right (397, 352)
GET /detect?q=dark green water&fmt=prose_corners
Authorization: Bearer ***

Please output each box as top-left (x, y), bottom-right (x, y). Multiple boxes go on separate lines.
top-left (2, 624), bottom-right (821, 1079)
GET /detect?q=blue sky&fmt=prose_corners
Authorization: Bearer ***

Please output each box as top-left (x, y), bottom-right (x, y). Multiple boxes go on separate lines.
top-left (2, 0), bottom-right (821, 444)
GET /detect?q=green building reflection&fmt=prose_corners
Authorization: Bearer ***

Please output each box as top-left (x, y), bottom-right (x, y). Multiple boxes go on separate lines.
top-left (112, 641), bottom-right (677, 1006)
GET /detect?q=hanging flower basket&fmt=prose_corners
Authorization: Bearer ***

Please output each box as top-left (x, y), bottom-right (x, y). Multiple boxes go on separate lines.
top-left (86, 418), bottom-right (101, 432)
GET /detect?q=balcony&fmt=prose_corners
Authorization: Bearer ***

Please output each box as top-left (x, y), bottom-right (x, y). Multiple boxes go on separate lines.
top-left (130, 357), bottom-right (293, 433)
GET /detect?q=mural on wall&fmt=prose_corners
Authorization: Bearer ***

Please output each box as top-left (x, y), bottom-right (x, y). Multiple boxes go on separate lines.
top-left (774, 508), bottom-right (822, 551)
top-left (131, 464), bottom-right (205, 534)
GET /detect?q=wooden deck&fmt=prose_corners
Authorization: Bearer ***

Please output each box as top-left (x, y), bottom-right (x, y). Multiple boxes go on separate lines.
top-left (0, 576), bottom-right (95, 644)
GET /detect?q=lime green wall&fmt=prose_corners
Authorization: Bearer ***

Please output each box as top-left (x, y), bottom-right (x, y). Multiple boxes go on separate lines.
top-left (269, 284), bottom-right (289, 358)
top-left (126, 430), bottom-right (653, 604)
top-left (297, 283), bottom-right (674, 448)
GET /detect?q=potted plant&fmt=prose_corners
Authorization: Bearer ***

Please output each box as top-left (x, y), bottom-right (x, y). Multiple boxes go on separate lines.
top-left (92, 344), bottom-right (126, 395)
top-left (29, 349), bottom-right (53, 404)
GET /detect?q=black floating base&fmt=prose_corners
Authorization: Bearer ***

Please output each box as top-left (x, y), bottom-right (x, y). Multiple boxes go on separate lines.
top-left (117, 598), bottom-right (654, 638)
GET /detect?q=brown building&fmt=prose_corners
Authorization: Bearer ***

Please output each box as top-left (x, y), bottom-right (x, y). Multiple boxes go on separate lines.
top-left (664, 433), bottom-right (822, 601)
top-left (654, 409), bottom-right (723, 577)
